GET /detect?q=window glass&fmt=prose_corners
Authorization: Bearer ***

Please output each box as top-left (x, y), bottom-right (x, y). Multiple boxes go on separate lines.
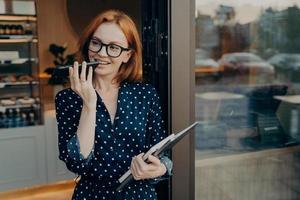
top-left (195, 1), bottom-right (300, 199)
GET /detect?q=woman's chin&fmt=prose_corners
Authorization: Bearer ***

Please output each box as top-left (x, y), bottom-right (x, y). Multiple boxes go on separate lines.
top-left (93, 68), bottom-right (116, 77)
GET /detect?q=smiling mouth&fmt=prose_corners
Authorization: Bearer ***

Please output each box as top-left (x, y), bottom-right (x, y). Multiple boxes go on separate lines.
top-left (91, 58), bottom-right (111, 65)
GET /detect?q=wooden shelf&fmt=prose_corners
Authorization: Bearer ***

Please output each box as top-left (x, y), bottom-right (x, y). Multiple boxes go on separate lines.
top-left (0, 81), bottom-right (39, 88)
top-left (0, 104), bottom-right (39, 112)
top-left (0, 15), bottom-right (36, 22)
top-left (0, 38), bottom-right (37, 43)
top-left (0, 35), bottom-right (36, 39)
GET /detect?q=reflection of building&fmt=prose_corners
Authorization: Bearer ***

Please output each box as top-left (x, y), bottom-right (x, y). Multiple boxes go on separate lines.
top-left (195, 6), bottom-right (250, 59)
top-left (258, 8), bottom-right (287, 53)
top-left (257, 6), bottom-right (300, 55)
top-left (215, 5), bottom-right (236, 25)
top-left (195, 12), bottom-right (219, 56)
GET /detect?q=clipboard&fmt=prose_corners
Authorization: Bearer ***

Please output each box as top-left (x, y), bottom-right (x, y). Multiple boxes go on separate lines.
top-left (116, 121), bottom-right (199, 192)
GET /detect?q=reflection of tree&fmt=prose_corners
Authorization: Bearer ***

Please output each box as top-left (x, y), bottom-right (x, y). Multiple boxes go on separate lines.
top-left (215, 5), bottom-right (250, 58)
top-left (195, 12), bottom-right (219, 58)
top-left (257, 6), bottom-right (300, 56)
top-left (215, 5), bottom-right (235, 25)
top-left (218, 24), bottom-right (250, 57)
top-left (285, 6), bottom-right (300, 52)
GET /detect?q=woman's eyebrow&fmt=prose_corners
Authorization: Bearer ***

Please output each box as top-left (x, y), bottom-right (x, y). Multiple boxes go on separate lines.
top-left (91, 36), bottom-right (126, 46)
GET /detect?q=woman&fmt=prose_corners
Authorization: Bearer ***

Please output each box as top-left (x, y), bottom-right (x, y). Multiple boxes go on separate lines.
top-left (55, 9), bottom-right (172, 199)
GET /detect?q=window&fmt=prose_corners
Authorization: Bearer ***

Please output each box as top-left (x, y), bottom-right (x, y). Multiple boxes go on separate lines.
top-left (195, 1), bottom-right (300, 199)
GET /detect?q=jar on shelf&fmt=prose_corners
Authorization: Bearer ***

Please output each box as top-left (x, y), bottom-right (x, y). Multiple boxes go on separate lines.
top-left (23, 22), bottom-right (33, 35)
top-left (3, 24), bottom-right (10, 35)
top-left (16, 25), bottom-right (24, 35)
top-left (0, 24), bottom-right (4, 35)
top-left (10, 25), bottom-right (18, 35)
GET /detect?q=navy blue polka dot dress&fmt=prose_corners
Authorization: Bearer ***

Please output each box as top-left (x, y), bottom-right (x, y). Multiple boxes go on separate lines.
top-left (55, 82), bottom-right (173, 200)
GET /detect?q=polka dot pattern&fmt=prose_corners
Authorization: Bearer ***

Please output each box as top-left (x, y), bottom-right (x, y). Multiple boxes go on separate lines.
top-left (55, 82), bottom-right (172, 199)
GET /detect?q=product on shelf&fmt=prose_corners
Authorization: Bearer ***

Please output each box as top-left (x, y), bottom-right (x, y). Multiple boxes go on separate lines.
top-left (17, 75), bottom-right (34, 82)
top-left (0, 51), bottom-right (19, 63)
top-left (0, 24), bottom-right (26, 35)
top-left (0, 24), bottom-right (4, 34)
top-left (17, 25), bottom-right (24, 35)
top-left (17, 96), bottom-right (35, 105)
top-left (0, 75), bottom-right (17, 82)
top-left (1, 98), bottom-right (16, 106)
top-left (0, 107), bottom-right (38, 128)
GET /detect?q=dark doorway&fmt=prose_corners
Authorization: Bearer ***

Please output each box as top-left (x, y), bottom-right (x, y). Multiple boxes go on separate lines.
top-left (142, 0), bottom-right (171, 199)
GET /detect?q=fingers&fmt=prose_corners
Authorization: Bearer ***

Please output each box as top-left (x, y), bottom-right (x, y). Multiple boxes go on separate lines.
top-left (73, 61), bottom-right (81, 89)
top-left (135, 153), bottom-right (147, 170)
top-left (131, 156), bottom-right (138, 180)
top-left (131, 154), bottom-right (145, 180)
top-left (71, 61), bottom-right (92, 90)
top-left (87, 66), bottom-right (93, 83)
top-left (80, 61), bottom-right (87, 82)
top-left (73, 61), bottom-right (79, 79)
top-left (147, 155), bottom-right (161, 167)
top-left (69, 66), bottom-right (74, 88)
top-left (131, 153), bottom-right (166, 180)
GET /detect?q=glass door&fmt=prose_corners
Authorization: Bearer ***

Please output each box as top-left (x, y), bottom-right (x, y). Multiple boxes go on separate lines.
top-left (195, 1), bottom-right (300, 199)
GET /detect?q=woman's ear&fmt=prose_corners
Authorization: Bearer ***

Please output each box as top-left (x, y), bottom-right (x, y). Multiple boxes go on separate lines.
top-left (122, 50), bottom-right (133, 63)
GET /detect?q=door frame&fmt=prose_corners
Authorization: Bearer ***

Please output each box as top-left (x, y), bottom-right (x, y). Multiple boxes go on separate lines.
top-left (170, 0), bottom-right (195, 199)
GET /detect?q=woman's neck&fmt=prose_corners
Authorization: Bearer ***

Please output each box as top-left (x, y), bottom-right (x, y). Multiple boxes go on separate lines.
top-left (93, 76), bottom-right (119, 92)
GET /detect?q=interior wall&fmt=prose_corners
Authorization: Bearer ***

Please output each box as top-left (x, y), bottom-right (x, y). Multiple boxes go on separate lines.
top-left (36, 0), bottom-right (79, 74)
top-left (66, 0), bottom-right (141, 36)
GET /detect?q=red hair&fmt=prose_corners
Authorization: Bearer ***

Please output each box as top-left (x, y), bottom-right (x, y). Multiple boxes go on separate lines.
top-left (78, 10), bottom-right (142, 83)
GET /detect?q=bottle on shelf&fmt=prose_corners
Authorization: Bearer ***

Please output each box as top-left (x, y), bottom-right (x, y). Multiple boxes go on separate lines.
top-left (3, 24), bottom-right (9, 35)
top-left (14, 108), bottom-right (22, 127)
top-left (28, 112), bottom-right (35, 126)
top-left (10, 25), bottom-right (17, 35)
top-left (23, 22), bottom-right (33, 35)
top-left (0, 112), bottom-right (4, 128)
top-left (6, 108), bottom-right (14, 128)
top-left (21, 112), bottom-right (28, 127)
top-left (16, 25), bottom-right (24, 35)
top-left (0, 24), bottom-right (4, 35)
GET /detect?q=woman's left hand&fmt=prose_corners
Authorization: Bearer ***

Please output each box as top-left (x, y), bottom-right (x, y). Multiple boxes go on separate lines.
top-left (130, 153), bottom-right (167, 180)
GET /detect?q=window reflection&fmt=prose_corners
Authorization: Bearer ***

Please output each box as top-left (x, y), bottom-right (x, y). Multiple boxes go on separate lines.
top-left (195, 1), bottom-right (300, 199)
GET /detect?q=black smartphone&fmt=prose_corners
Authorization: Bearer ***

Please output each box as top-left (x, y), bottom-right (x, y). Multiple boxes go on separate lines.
top-left (52, 61), bottom-right (100, 77)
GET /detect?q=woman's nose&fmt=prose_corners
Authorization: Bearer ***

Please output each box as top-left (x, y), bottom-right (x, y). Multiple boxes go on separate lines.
top-left (98, 46), bottom-right (108, 57)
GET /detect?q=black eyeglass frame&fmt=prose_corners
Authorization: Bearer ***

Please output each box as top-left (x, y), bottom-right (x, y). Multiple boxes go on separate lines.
top-left (88, 38), bottom-right (131, 58)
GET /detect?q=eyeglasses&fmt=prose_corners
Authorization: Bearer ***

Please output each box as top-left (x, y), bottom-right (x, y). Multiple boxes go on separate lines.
top-left (88, 38), bottom-right (131, 58)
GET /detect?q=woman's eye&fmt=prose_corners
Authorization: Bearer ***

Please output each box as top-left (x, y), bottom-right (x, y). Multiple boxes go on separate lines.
top-left (109, 45), bottom-right (120, 51)
top-left (91, 40), bottom-right (100, 45)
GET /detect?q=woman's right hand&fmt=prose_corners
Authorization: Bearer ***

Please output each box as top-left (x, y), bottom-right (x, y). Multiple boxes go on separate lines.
top-left (69, 61), bottom-right (97, 108)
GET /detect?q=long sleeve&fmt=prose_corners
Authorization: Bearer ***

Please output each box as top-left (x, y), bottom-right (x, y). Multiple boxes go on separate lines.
top-left (55, 89), bottom-right (94, 175)
top-left (146, 87), bottom-right (173, 183)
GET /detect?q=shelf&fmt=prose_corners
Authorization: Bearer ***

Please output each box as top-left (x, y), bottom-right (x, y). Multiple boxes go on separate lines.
top-left (0, 103), bottom-right (39, 112)
top-left (0, 2), bottom-right (42, 129)
top-left (0, 60), bottom-right (37, 67)
top-left (0, 38), bottom-right (37, 43)
top-left (0, 15), bottom-right (36, 21)
top-left (0, 35), bottom-right (36, 39)
top-left (0, 81), bottom-right (38, 88)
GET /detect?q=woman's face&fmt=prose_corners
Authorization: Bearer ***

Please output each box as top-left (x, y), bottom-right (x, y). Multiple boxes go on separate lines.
top-left (88, 22), bottom-right (132, 78)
